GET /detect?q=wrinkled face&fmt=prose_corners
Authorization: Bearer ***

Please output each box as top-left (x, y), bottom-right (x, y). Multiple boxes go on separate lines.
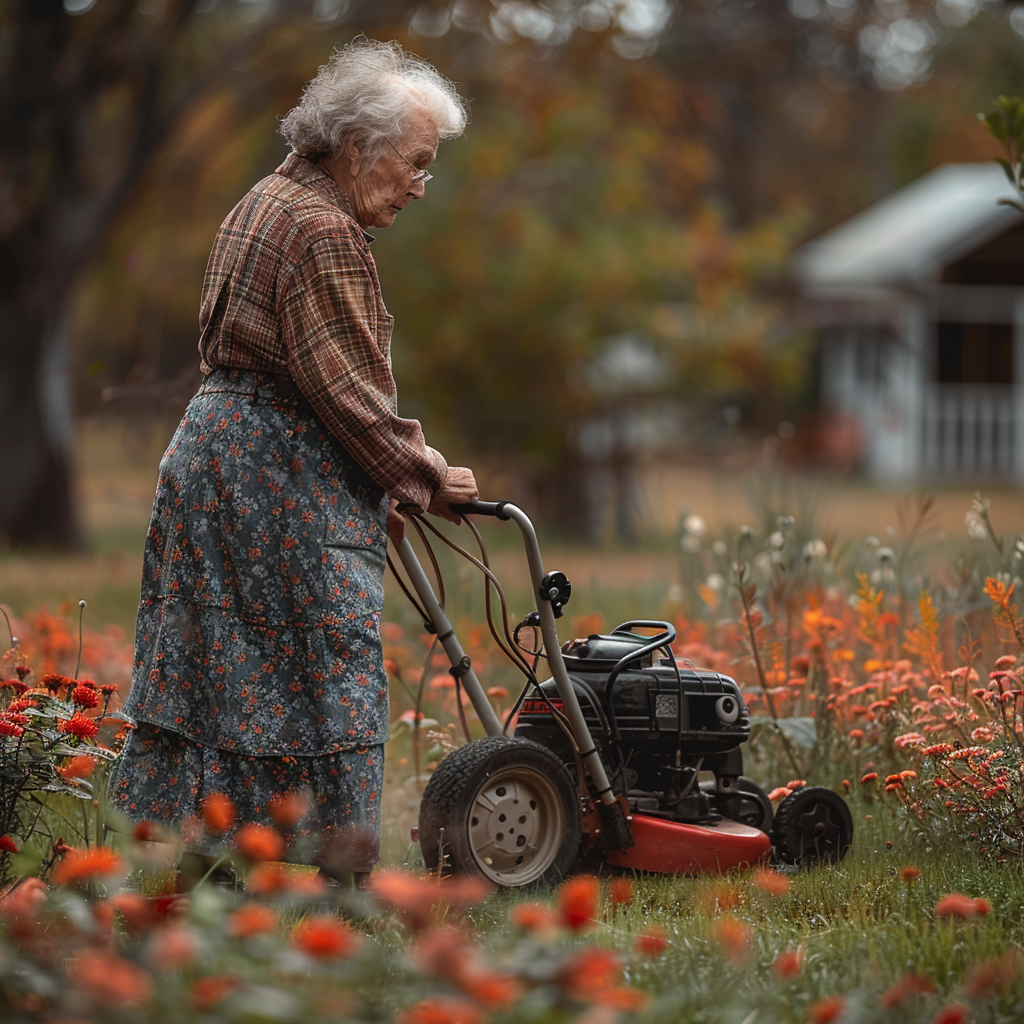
top-left (350, 106), bottom-right (439, 229)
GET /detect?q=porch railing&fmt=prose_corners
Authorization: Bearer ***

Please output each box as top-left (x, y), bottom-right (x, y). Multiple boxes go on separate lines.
top-left (921, 384), bottom-right (1015, 476)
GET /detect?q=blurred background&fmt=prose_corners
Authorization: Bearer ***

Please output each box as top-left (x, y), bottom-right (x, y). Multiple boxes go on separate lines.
top-left (3, 0), bottom-right (1024, 600)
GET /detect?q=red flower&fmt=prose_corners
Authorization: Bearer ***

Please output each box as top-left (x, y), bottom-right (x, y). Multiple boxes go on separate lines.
top-left (53, 846), bottom-right (125, 886)
top-left (509, 901), bottom-right (557, 934)
top-left (72, 684), bottom-right (99, 708)
top-left (191, 975), bottom-right (243, 1011)
top-left (228, 904), bottom-right (278, 939)
top-left (901, 866), bottom-right (921, 884)
top-left (3, 713), bottom-right (27, 726)
top-left (557, 875), bottom-right (599, 931)
top-left (753, 868), bottom-right (791, 896)
top-left (68, 948), bottom-right (152, 1006)
top-left (0, 719), bottom-right (24, 738)
top-left (558, 947), bottom-right (621, 1000)
top-left (132, 821), bottom-right (161, 842)
top-left (60, 715), bottom-right (99, 740)
top-left (935, 893), bottom-right (989, 919)
top-left (861, 772), bottom-right (878, 784)
top-left (0, 836), bottom-right (18, 854)
top-left (712, 916), bottom-right (752, 965)
top-left (202, 793), bottom-right (236, 834)
top-left (292, 915), bottom-right (360, 959)
top-left (931, 1004), bottom-right (969, 1024)
top-left (773, 949), bottom-right (803, 979)
top-left (100, 683), bottom-right (118, 696)
top-left (880, 971), bottom-right (935, 1008)
top-left (397, 998), bottom-right (483, 1024)
top-left (110, 893), bottom-right (157, 934)
top-left (608, 878), bottom-right (633, 906)
top-left (235, 823), bottom-right (285, 861)
top-left (14, 665), bottom-right (31, 681)
top-left (266, 790), bottom-right (310, 829)
top-left (41, 672), bottom-right (72, 693)
top-left (58, 755), bottom-right (98, 780)
top-left (634, 925), bottom-right (668, 956)
top-left (147, 924), bottom-right (200, 971)
top-left (807, 994), bottom-right (845, 1023)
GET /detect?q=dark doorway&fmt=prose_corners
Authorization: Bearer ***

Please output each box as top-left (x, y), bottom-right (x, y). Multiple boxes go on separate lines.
top-left (935, 322), bottom-right (1014, 384)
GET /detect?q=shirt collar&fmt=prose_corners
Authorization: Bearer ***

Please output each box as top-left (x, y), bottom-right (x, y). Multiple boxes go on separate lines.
top-left (275, 152), bottom-right (375, 244)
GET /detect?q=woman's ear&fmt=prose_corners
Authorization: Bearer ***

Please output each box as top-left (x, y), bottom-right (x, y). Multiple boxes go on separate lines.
top-left (345, 135), bottom-right (365, 177)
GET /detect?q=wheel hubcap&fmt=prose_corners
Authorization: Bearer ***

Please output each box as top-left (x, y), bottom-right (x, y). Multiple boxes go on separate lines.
top-left (466, 766), bottom-right (566, 885)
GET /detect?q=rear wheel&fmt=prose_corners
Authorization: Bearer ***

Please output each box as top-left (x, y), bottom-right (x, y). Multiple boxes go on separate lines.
top-left (419, 736), bottom-right (581, 887)
top-left (770, 786), bottom-right (853, 866)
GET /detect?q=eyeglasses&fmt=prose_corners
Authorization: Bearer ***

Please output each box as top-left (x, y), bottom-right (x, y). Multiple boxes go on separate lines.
top-left (385, 138), bottom-right (433, 184)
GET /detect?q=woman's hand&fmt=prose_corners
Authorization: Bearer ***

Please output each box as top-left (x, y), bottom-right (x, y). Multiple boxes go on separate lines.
top-left (427, 466), bottom-right (478, 524)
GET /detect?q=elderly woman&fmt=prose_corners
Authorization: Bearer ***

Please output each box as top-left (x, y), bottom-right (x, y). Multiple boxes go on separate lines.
top-left (111, 39), bottom-right (477, 883)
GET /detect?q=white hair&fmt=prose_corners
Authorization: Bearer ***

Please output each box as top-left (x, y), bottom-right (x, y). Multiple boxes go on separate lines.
top-left (279, 38), bottom-right (468, 162)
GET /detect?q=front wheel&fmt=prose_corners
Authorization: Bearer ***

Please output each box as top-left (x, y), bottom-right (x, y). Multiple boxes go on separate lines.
top-left (419, 736), bottom-right (581, 887)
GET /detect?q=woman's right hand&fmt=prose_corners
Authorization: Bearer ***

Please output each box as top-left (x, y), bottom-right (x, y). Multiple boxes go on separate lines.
top-left (427, 466), bottom-right (479, 524)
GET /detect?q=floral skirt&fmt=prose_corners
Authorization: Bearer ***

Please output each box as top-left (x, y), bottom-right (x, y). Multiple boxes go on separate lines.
top-left (111, 723), bottom-right (383, 865)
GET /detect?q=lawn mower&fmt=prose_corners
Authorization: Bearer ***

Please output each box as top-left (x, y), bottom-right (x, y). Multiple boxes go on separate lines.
top-left (393, 500), bottom-right (853, 888)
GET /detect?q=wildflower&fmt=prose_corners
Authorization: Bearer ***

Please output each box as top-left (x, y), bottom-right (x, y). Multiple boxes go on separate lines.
top-left (58, 755), bottom-right (98, 780)
top-left (807, 994), bottom-right (845, 1023)
top-left (609, 877), bottom-right (633, 906)
top-left (931, 1004), bottom-right (969, 1024)
top-left (14, 665), bottom-right (31, 681)
top-left (559, 946), bottom-right (621, 999)
top-left (247, 862), bottom-right (289, 894)
top-left (994, 655), bottom-right (1018, 671)
top-left (923, 743), bottom-right (954, 756)
top-left (292, 915), bottom-right (360, 959)
top-left (266, 790), bottom-right (310, 829)
top-left (880, 971), bottom-right (935, 1008)
top-left (935, 893), bottom-right (990, 919)
top-left (68, 948), bottom-right (152, 1006)
top-left (510, 902), bottom-right (557, 934)
top-left (753, 868), bottom-right (791, 896)
top-left (848, 728), bottom-right (865, 743)
top-left (228, 904), bottom-right (278, 939)
top-left (486, 686), bottom-right (508, 699)
top-left (100, 683), bottom-right (118, 696)
top-left (773, 948), bottom-right (802, 979)
top-left (558, 876), bottom-right (600, 931)
top-left (53, 845), bottom-right (124, 886)
top-left (41, 672), bottom-right (71, 692)
top-left (634, 925), bottom-right (668, 956)
top-left (601, 987), bottom-right (651, 1011)
top-left (3, 712), bottom-right (28, 725)
top-left (235, 823), bottom-right (285, 861)
top-left (72, 684), bottom-right (99, 708)
top-left (60, 715), bottom-right (98, 740)
top-left (711, 916), bottom-right (751, 964)
top-left (961, 950), bottom-right (1023, 999)
top-left (110, 893), bottom-right (157, 934)
top-left (971, 726), bottom-right (994, 743)
top-left (894, 732), bottom-right (926, 749)
top-left (147, 924), bottom-right (200, 971)
top-left (202, 793), bottom-right (236, 834)
top-left (902, 866), bottom-right (921, 883)
top-left (191, 975), bottom-right (243, 1011)
top-left (768, 787), bottom-right (793, 801)
top-left (786, 779), bottom-right (807, 790)
top-left (0, 877), bottom-right (46, 935)
top-left (397, 998), bottom-right (483, 1024)
top-left (133, 821), bottom-right (161, 842)
top-left (694, 879), bottom-right (742, 915)
top-left (861, 772), bottom-right (878, 784)
top-left (0, 719), bottom-right (24, 738)
top-left (0, 836), bottom-right (18, 853)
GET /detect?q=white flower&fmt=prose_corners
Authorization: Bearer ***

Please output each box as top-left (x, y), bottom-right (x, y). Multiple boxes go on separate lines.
top-left (712, 540), bottom-right (728, 556)
top-left (769, 531), bottom-right (785, 550)
top-left (864, 535), bottom-right (880, 550)
top-left (965, 509), bottom-right (988, 542)
top-left (754, 553), bottom-right (773, 575)
top-left (667, 584), bottom-right (684, 603)
top-left (681, 535), bottom-right (701, 553)
top-left (706, 573), bottom-right (725, 592)
top-left (683, 513), bottom-right (707, 538)
top-left (877, 547), bottom-right (895, 563)
top-left (803, 539), bottom-right (827, 560)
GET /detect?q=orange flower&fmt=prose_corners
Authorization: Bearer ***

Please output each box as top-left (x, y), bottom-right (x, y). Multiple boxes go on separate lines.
top-left (961, 951), bottom-right (1022, 999)
top-left (110, 893), bottom-right (157, 934)
top-left (807, 994), bottom-right (845, 1023)
top-left (191, 975), bottom-right (243, 1010)
top-left (292, 915), bottom-right (360, 959)
top-left (72, 684), bottom-right (99, 708)
top-left (600, 987), bottom-right (651, 1011)
top-left (58, 755), bottom-right (98, 780)
top-left (370, 869), bottom-right (448, 932)
top-left (202, 793), bottom-right (236, 834)
top-left (234, 823), bottom-right (285, 861)
top-left (486, 686), bottom-right (508, 699)
top-left (773, 949), bottom-right (803, 979)
top-left (753, 868), bottom-right (790, 896)
top-left (247, 863), bottom-right (289, 894)
top-left (901, 866), bottom-right (921, 884)
top-left (935, 893), bottom-right (990, 919)
top-left (53, 846), bottom-right (124, 886)
top-left (60, 714), bottom-right (98, 740)
top-left (861, 772), bottom-right (878, 784)
top-left (608, 878), bottom-right (633, 907)
top-left (557, 875), bottom-right (599, 931)
top-left (711, 916), bottom-right (751, 965)
top-left (461, 971), bottom-right (519, 1009)
top-left (0, 877), bottom-right (47, 934)
top-left (634, 924), bottom-right (668, 956)
top-left (147, 924), bottom-right (199, 971)
top-left (880, 971), bottom-right (935, 1008)
top-left (267, 790), bottom-right (310, 830)
top-left (68, 948), bottom-right (152, 1006)
top-left (397, 998), bottom-right (483, 1024)
top-left (228, 904), bottom-right (278, 939)
top-left (509, 901), bottom-right (557, 934)
top-left (694, 879), bottom-right (742, 916)
top-left (559, 947), bottom-right (621, 1000)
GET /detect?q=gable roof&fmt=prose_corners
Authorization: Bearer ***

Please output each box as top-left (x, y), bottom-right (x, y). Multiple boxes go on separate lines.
top-left (794, 163), bottom-right (1023, 290)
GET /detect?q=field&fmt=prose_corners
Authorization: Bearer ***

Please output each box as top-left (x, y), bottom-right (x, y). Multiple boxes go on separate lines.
top-left (3, 415), bottom-right (1024, 1023)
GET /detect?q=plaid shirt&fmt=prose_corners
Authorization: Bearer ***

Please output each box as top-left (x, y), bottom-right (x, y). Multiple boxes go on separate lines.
top-left (198, 152), bottom-right (447, 514)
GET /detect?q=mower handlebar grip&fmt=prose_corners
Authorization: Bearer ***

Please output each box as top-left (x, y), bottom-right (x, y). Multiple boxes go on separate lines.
top-left (450, 500), bottom-right (512, 520)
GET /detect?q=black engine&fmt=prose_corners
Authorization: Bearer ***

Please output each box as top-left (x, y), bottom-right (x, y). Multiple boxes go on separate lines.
top-left (513, 621), bottom-right (774, 831)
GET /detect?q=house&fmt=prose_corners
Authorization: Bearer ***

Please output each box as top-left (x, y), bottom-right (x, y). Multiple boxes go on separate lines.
top-left (793, 164), bottom-right (1024, 481)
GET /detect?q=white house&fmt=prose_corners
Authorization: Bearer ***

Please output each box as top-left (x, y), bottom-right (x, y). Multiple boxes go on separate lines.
top-left (793, 164), bottom-right (1024, 481)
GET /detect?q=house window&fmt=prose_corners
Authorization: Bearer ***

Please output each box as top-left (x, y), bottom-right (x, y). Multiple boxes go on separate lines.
top-left (935, 323), bottom-right (1014, 384)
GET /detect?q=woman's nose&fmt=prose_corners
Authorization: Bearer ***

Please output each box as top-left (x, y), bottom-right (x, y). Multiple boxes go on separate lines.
top-left (407, 179), bottom-right (427, 199)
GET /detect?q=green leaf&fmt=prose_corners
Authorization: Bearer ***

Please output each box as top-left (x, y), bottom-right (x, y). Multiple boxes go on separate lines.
top-left (995, 157), bottom-right (1018, 187)
top-left (775, 716), bottom-right (818, 749)
top-left (996, 197), bottom-right (1024, 214)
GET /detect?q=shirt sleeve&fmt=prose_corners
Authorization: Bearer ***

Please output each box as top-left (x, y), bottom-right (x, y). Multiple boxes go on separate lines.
top-left (278, 219), bottom-right (448, 514)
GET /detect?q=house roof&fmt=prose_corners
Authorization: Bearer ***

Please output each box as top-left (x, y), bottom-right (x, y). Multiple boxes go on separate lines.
top-left (794, 163), bottom-right (1023, 290)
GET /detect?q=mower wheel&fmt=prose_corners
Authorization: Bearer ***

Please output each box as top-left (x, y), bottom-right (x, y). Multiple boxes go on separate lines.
top-left (770, 786), bottom-right (853, 866)
top-left (419, 735), bottom-right (581, 887)
top-left (715, 778), bottom-right (774, 833)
